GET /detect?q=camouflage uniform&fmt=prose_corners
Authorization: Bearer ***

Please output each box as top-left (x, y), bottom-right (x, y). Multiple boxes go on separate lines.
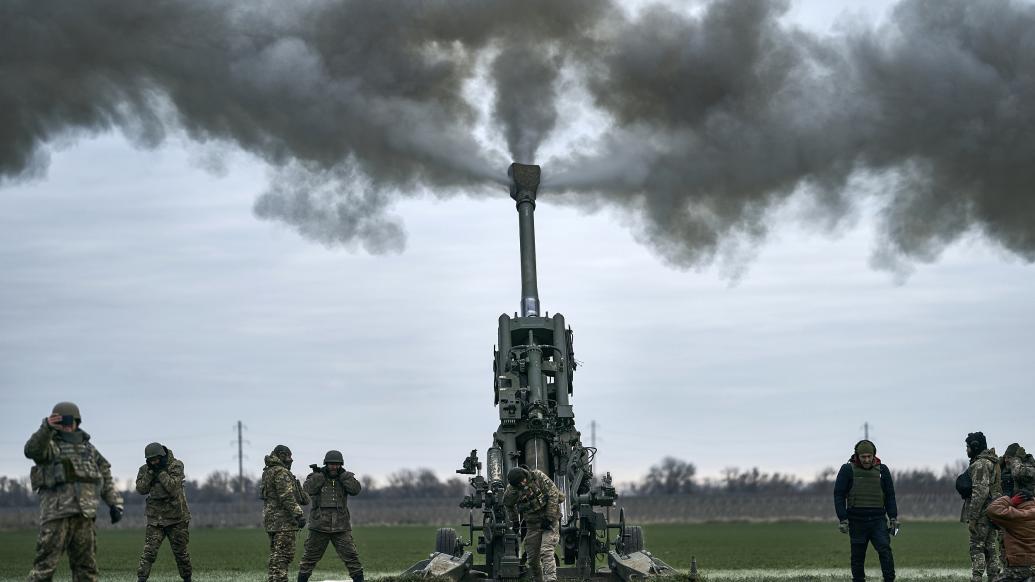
top-left (135, 448), bottom-right (191, 580)
top-left (300, 468), bottom-right (364, 578)
top-left (1007, 455), bottom-right (1035, 492)
top-left (966, 449), bottom-right (1004, 581)
top-left (503, 469), bottom-right (563, 582)
top-left (262, 454), bottom-right (310, 582)
top-left (24, 420), bottom-right (123, 582)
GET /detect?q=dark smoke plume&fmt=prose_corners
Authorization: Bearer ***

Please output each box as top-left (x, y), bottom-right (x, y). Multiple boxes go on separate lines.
top-left (2, 0), bottom-right (1034, 270)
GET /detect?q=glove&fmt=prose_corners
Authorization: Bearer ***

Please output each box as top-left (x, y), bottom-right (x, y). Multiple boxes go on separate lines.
top-left (110, 506), bottom-right (124, 524)
top-left (838, 520), bottom-right (849, 534)
top-left (540, 517), bottom-right (554, 531)
top-left (888, 518), bottom-right (900, 535)
top-left (297, 515), bottom-right (307, 528)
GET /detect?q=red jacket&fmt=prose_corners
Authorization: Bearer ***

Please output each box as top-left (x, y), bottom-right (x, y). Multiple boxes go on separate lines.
top-left (987, 496), bottom-right (1035, 566)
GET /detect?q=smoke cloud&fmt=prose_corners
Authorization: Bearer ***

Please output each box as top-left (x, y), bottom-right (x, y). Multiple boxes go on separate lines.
top-left (2, 0), bottom-right (1034, 269)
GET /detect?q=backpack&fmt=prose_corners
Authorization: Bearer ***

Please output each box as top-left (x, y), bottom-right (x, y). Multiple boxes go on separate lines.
top-left (955, 470), bottom-right (972, 500)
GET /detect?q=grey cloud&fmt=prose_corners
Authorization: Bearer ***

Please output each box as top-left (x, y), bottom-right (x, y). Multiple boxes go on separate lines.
top-left (2, 0), bottom-right (1034, 269)
top-left (552, 0), bottom-right (1035, 270)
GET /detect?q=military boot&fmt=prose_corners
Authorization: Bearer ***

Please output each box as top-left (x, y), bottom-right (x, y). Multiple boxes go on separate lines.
top-left (352, 571), bottom-right (364, 582)
top-left (297, 573), bottom-right (311, 582)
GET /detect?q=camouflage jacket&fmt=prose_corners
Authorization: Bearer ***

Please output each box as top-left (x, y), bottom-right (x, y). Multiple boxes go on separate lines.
top-left (24, 421), bottom-right (123, 524)
top-left (965, 448), bottom-right (1003, 523)
top-left (503, 469), bottom-right (561, 525)
top-left (261, 455), bottom-right (309, 532)
top-left (303, 468), bottom-right (362, 533)
top-left (135, 449), bottom-right (190, 526)
top-left (1008, 455), bottom-right (1035, 490)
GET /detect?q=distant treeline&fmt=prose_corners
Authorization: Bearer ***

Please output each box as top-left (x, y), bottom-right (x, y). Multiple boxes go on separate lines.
top-left (0, 458), bottom-right (970, 508)
top-left (627, 457), bottom-right (971, 496)
top-left (0, 468), bottom-right (468, 507)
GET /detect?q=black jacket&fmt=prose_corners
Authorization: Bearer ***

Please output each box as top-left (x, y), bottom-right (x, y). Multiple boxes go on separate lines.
top-left (833, 458), bottom-right (898, 521)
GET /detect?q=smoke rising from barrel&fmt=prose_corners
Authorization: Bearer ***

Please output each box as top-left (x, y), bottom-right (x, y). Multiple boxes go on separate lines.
top-left (2, 0), bottom-right (1034, 269)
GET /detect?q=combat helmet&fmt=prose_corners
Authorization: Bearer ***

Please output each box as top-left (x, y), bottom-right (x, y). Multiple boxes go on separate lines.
top-left (324, 450), bottom-right (345, 465)
top-left (507, 467), bottom-right (529, 487)
top-left (144, 442), bottom-right (166, 459)
top-left (52, 402), bottom-right (81, 423)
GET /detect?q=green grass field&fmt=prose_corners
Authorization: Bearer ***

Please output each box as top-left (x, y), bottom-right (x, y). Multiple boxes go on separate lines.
top-left (0, 522), bottom-right (973, 581)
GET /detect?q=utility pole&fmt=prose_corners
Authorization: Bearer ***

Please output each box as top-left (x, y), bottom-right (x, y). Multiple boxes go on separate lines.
top-left (236, 421), bottom-right (244, 498)
top-left (863, 421), bottom-right (870, 441)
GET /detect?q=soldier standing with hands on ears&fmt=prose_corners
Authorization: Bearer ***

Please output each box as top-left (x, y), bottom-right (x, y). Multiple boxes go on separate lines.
top-left (135, 442), bottom-right (192, 582)
top-left (24, 402), bottom-right (124, 582)
top-left (299, 450), bottom-right (364, 582)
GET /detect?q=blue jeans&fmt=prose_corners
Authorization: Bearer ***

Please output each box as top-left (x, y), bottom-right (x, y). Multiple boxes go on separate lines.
top-left (849, 516), bottom-right (895, 581)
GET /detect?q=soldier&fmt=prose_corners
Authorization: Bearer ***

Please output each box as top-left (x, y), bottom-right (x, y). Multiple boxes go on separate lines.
top-left (262, 444), bottom-right (310, 582)
top-left (833, 440), bottom-right (898, 582)
top-left (135, 442), bottom-right (191, 582)
top-left (1002, 444), bottom-right (1035, 497)
top-left (964, 432), bottom-right (1004, 581)
top-left (23, 402), bottom-right (124, 582)
top-left (986, 481), bottom-right (1035, 582)
top-left (299, 450), bottom-right (364, 582)
top-left (503, 466), bottom-right (562, 582)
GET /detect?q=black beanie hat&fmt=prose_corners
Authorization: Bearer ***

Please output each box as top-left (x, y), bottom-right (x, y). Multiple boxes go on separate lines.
top-left (966, 432), bottom-right (987, 453)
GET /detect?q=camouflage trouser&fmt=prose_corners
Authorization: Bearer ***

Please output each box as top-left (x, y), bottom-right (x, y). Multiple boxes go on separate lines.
top-left (138, 521), bottom-right (192, 579)
top-left (523, 518), bottom-right (560, 582)
top-left (267, 530), bottom-right (298, 582)
top-left (993, 565), bottom-right (1035, 581)
top-left (299, 529), bottom-right (363, 577)
top-left (971, 519), bottom-right (1003, 581)
top-left (29, 515), bottom-right (97, 582)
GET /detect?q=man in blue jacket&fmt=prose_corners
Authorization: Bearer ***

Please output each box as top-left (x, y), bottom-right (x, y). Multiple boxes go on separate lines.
top-left (834, 440), bottom-right (899, 582)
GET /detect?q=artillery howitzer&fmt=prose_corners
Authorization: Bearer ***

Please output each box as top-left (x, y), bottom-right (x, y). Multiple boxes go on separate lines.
top-left (404, 164), bottom-right (693, 582)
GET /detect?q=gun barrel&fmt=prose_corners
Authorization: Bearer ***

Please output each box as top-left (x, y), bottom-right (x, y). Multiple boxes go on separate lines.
top-left (508, 163), bottom-right (541, 317)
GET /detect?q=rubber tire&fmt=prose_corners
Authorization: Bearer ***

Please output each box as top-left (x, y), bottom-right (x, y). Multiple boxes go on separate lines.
top-left (435, 527), bottom-right (459, 555)
top-left (624, 525), bottom-right (644, 553)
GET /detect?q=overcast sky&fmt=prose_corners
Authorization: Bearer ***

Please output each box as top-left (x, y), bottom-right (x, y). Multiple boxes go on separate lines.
top-left (2, 0), bottom-right (1032, 489)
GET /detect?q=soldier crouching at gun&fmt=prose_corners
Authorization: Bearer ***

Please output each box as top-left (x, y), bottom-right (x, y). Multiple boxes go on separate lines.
top-left (503, 467), bottom-right (563, 582)
top-left (298, 450), bottom-right (364, 582)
